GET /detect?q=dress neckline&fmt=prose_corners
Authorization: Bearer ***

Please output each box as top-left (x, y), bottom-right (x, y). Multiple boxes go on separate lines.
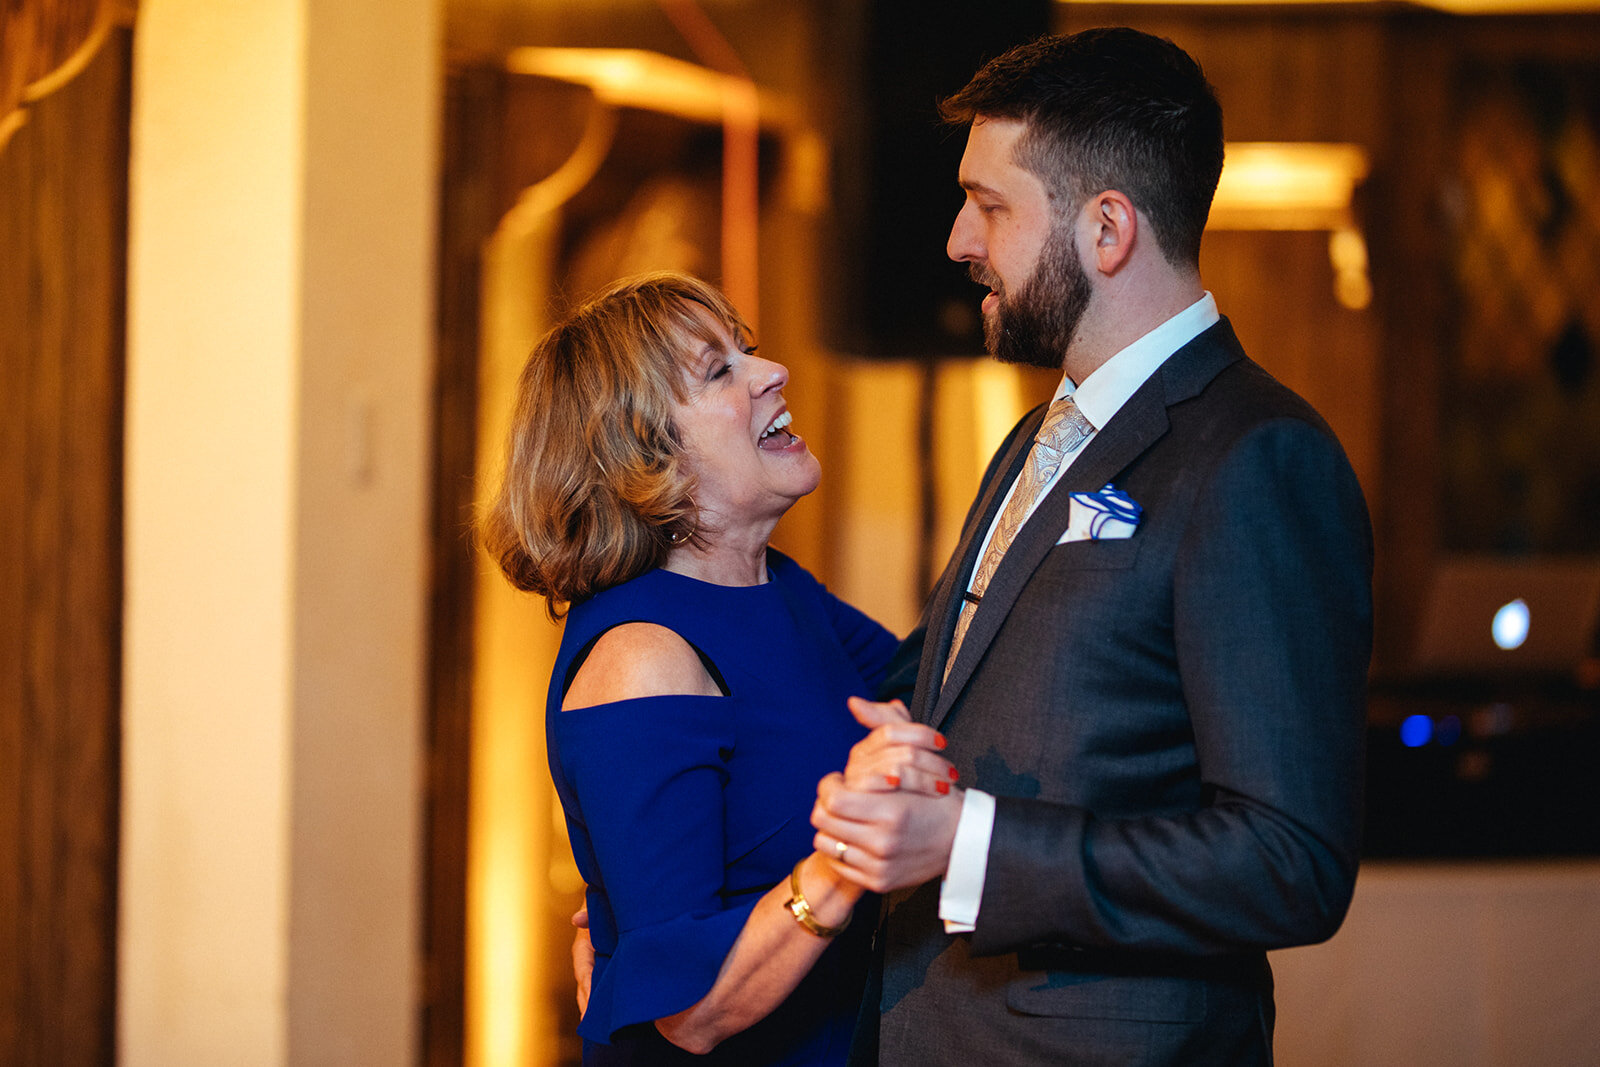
top-left (653, 549), bottom-right (779, 592)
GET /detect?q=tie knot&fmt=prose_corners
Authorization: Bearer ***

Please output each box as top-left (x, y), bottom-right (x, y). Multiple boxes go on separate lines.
top-left (1038, 395), bottom-right (1093, 454)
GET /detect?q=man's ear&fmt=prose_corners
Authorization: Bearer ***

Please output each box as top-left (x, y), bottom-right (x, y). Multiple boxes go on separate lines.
top-left (1086, 190), bottom-right (1137, 276)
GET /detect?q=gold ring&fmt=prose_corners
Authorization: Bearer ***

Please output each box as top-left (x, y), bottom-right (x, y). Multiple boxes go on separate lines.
top-left (834, 839), bottom-right (849, 863)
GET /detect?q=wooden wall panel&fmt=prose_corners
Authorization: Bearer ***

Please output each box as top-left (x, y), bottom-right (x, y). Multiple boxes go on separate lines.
top-left (421, 67), bottom-right (498, 1067)
top-left (0, 27), bottom-right (129, 1067)
top-left (1064, 5), bottom-right (1402, 668)
top-left (1061, 6), bottom-right (1600, 674)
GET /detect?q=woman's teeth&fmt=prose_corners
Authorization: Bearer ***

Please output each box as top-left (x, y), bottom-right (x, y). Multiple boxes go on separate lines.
top-left (760, 411), bottom-right (793, 441)
top-left (759, 411), bottom-right (796, 451)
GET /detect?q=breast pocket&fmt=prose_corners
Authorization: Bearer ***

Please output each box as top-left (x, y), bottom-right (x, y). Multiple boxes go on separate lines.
top-left (1048, 537), bottom-right (1142, 571)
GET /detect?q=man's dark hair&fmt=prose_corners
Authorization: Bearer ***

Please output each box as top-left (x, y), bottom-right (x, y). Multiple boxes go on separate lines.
top-left (940, 27), bottom-right (1224, 267)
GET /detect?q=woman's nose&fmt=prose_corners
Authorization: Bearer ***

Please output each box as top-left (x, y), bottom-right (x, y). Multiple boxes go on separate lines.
top-left (751, 355), bottom-right (788, 394)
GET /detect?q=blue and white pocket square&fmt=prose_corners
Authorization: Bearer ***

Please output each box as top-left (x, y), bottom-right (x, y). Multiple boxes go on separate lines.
top-left (1060, 484), bottom-right (1143, 543)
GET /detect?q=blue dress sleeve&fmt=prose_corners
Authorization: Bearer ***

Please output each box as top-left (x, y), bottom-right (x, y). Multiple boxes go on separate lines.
top-left (769, 551), bottom-right (899, 692)
top-left (874, 624), bottom-right (924, 705)
top-left (825, 592), bottom-right (899, 693)
top-left (553, 693), bottom-right (754, 1043)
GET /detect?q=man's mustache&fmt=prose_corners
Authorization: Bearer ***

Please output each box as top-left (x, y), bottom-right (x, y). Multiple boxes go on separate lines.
top-left (969, 263), bottom-right (1003, 295)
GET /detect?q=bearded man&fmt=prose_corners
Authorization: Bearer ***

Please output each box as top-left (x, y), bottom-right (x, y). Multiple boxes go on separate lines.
top-left (813, 28), bottom-right (1374, 1066)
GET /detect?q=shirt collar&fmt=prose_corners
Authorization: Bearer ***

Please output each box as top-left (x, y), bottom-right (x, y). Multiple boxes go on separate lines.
top-left (1054, 291), bottom-right (1220, 429)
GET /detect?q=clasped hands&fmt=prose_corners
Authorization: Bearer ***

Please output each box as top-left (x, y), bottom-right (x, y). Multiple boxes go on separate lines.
top-left (809, 697), bottom-right (965, 895)
top-left (568, 697), bottom-right (965, 1018)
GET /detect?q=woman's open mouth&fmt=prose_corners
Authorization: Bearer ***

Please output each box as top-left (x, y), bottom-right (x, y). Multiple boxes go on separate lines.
top-left (759, 411), bottom-right (798, 451)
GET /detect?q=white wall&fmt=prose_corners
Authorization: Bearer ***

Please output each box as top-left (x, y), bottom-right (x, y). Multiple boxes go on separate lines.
top-left (1272, 860), bottom-right (1600, 1067)
top-left (121, 0), bottom-right (439, 1062)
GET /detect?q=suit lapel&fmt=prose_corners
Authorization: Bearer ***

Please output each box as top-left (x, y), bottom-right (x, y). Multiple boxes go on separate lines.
top-left (912, 404), bottom-right (1046, 724)
top-left (927, 319), bottom-right (1244, 730)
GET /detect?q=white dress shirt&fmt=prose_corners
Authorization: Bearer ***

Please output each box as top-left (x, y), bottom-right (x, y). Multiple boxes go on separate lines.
top-left (939, 292), bottom-right (1220, 932)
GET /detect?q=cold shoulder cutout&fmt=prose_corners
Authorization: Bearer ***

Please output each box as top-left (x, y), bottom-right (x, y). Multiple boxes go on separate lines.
top-left (560, 622), bottom-right (723, 711)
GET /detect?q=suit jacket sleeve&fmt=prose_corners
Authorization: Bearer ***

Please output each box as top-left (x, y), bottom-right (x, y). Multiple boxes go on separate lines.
top-left (971, 415), bottom-right (1373, 957)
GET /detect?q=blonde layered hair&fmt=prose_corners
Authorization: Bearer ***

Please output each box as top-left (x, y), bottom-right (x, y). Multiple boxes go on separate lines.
top-left (481, 272), bottom-right (751, 616)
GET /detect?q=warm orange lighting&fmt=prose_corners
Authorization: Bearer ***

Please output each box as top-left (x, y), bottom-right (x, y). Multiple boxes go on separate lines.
top-left (468, 218), bottom-right (571, 1067)
top-left (1419, 0), bottom-right (1600, 9)
top-left (1, 0), bottom-right (130, 155)
top-left (1328, 227), bottom-right (1374, 310)
top-left (1211, 142), bottom-right (1369, 232)
top-left (1078, 0), bottom-right (1600, 9)
top-left (1210, 142), bottom-right (1373, 310)
top-left (503, 47), bottom-right (796, 129)
top-left (502, 45), bottom-right (785, 324)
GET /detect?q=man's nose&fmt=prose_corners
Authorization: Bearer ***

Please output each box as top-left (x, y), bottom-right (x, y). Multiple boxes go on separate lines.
top-left (947, 202), bottom-right (981, 263)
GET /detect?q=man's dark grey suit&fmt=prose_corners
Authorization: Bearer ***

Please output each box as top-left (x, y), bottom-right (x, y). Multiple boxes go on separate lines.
top-left (858, 319), bottom-right (1373, 1066)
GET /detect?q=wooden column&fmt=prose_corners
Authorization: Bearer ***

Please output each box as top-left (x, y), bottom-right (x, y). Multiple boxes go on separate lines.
top-left (0, 20), bottom-right (130, 1067)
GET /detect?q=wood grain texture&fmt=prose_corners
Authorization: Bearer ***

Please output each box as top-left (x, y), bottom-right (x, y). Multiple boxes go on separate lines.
top-left (421, 66), bottom-right (498, 1067)
top-left (1, 0), bottom-right (120, 155)
top-left (0, 25), bottom-right (128, 1067)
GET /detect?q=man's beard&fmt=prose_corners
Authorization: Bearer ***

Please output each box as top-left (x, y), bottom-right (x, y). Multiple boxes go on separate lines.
top-left (977, 224), bottom-right (1091, 370)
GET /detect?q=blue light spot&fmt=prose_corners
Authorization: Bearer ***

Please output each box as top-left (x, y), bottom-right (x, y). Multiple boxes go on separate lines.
top-left (1400, 715), bottom-right (1432, 748)
top-left (1492, 598), bottom-right (1530, 651)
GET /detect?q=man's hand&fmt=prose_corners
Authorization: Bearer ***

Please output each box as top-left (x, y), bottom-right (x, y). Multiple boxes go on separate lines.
top-left (842, 696), bottom-right (957, 796)
top-left (571, 906), bottom-right (593, 1016)
top-left (812, 772), bottom-right (964, 894)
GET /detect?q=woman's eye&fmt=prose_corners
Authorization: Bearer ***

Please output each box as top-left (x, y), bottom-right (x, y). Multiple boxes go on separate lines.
top-left (710, 363), bottom-right (731, 380)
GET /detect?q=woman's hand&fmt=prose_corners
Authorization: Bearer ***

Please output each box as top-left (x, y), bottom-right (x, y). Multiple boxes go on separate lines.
top-left (841, 697), bottom-right (958, 796)
top-left (571, 906), bottom-right (593, 1016)
top-left (812, 770), bottom-right (965, 894)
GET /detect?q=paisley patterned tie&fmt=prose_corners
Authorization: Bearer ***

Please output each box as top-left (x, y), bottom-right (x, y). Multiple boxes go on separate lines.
top-left (944, 395), bottom-right (1094, 682)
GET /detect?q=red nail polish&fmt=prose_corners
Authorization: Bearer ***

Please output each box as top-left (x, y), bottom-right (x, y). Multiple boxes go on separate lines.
top-left (885, 775), bottom-right (900, 788)
top-left (949, 767), bottom-right (960, 781)
top-left (936, 780), bottom-right (950, 795)
top-left (934, 734), bottom-right (947, 750)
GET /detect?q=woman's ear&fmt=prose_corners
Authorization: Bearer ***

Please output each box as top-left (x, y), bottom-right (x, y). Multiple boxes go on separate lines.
top-left (1086, 190), bottom-right (1138, 276)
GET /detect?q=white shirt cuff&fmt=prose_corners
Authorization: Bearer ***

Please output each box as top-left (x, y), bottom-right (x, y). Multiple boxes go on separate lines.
top-left (938, 788), bottom-right (996, 933)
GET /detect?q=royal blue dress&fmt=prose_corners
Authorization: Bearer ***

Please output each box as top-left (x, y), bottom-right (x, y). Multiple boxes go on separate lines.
top-left (547, 549), bottom-right (898, 1065)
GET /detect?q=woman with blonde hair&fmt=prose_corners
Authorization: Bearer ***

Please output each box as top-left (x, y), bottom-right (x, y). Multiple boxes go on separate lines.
top-left (483, 272), bottom-right (951, 1065)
